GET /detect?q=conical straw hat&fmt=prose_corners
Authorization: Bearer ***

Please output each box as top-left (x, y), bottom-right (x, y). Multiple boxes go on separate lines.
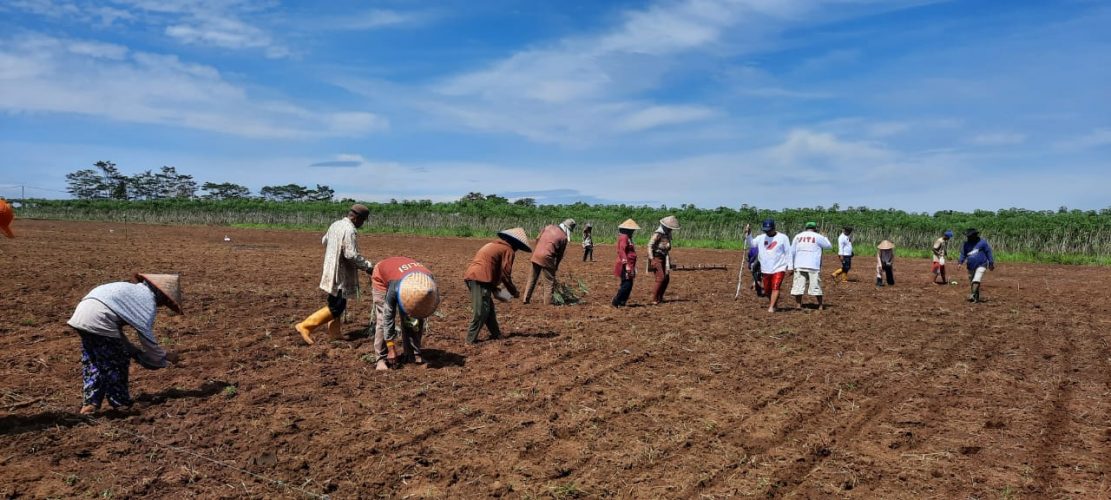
top-left (136, 273), bottom-right (184, 314)
top-left (618, 219), bottom-right (640, 230)
top-left (877, 240), bottom-right (895, 250)
top-left (399, 272), bottom-right (439, 319)
top-left (659, 215), bottom-right (680, 230)
top-left (0, 200), bottom-right (13, 238)
top-left (497, 227), bottom-right (532, 252)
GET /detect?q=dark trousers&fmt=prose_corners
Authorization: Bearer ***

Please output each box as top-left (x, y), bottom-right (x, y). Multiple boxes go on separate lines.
top-left (751, 263), bottom-right (764, 296)
top-left (466, 280), bottom-right (501, 343)
top-left (79, 331), bottom-right (133, 409)
top-left (326, 293), bottom-right (347, 317)
top-left (840, 256), bottom-right (852, 273)
top-left (612, 269), bottom-right (634, 307)
top-left (650, 257), bottom-right (670, 303)
top-left (878, 263), bottom-right (895, 285)
top-left (583, 246), bottom-right (593, 262)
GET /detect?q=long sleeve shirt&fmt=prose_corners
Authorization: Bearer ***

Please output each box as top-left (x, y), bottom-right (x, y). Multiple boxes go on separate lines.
top-left (319, 217), bottom-right (372, 298)
top-left (531, 224), bottom-right (569, 270)
top-left (614, 233), bottom-right (637, 277)
top-left (838, 233), bottom-right (853, 256)
top-left (464, 239), bottom-right (519, 295)
top-left (372, 257), bottom-right (434, 340)
top-left (67, 282), bottom-right (168, 369)
top-left (959, 239), bottom-right (994, 269)
top-left (790, 231), bottom-right (832, 271)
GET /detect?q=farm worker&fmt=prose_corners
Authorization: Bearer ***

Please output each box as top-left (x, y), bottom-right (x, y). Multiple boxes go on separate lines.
top-left (0, 198), bottom-right (14, 238)
top-left (747, 246), bottom-right (763, 296)
top-left (67, 274), bottom-right (183, 414)
top-left (790, 222), bottom-right (833, 310)
top-left (831, 226), bottom-right (853, 282)
top-left (932, 230), bottom-right (954, 285)
top-left (581, 223), bottom-right (594, 262)
top-left (463, 227), bottom-right (531, 344)
top-left (295, 204), bottom-right (373, 345)
top-left (745, 219), bottom-right (792, 313)
top-left (370, 257), bottom-right (440, 370)
top-left (957, 228), bottom-right (995, 303)
top-left (876, 240), bottom-right (896, 286)
top-left (523, 218), bottom-right (576, 304)
top-left (647, 215), bottom-right (680, 305)
top-left (611, 219), bottom-right (640, 307)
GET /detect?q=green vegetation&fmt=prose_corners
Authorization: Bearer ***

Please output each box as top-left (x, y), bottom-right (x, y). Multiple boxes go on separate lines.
top-left (13, 197), bottom-right (1111, 265)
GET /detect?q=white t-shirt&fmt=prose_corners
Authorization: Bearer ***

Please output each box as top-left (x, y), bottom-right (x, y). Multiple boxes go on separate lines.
top-left (791, 231), bottom-right (832, 271)
top-left (747, 232), bottom-right (792, 273)
top-left (838, 233), bottom-right (853, 256)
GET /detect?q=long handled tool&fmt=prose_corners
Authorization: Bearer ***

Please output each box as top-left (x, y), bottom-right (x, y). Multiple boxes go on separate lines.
top-left (735, 239), bottom-right (749, 299)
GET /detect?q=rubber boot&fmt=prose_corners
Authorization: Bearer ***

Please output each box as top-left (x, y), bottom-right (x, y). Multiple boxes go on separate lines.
top-left (876, 277), bottom-right (884, 287)
top-left (295, 307), bottom-right (333, 345)
top-left (971, 283), bottom-right (981, 303)
top-left (327, 318), bottom-right (343, 340)
top-left (831, 269), bottom-right (842, 279)
top-left (840, 273), bottom-right (848, 283)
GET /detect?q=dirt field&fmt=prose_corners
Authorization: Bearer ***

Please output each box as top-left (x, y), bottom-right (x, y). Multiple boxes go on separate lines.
top-left (1, 220), bottom-right (1109, 499)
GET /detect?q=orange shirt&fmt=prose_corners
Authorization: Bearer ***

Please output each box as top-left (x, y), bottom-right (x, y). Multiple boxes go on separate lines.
top-left (371, 256), bottom-right (431, 292)
top-left (463, 239), bottom-right (518, 293)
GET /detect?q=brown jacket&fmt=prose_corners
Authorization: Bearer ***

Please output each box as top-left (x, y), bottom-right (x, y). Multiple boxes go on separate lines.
top-left (530, 224), bottom-right (568, 270)
top-left (464, 239), bottom-right (519, 295)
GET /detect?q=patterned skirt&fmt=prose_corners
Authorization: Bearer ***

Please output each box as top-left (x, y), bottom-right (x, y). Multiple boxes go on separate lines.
top-left (78, 330), bottom-right (133, 409)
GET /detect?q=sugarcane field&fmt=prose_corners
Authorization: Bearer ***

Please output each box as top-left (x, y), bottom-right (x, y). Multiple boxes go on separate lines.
top-left (2, 218), bottom-right (1109, 498)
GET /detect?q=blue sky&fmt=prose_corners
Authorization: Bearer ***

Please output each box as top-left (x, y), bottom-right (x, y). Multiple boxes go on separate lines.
top-left (1, 0), bottom-right (1108, 211)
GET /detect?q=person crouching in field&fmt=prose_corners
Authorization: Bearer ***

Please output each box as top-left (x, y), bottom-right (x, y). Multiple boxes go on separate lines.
top-left (831, 226), bottom-right (853, 282)
top-left (876, 240), bottom-right (896, 287)
top-left (524, 219), bottom-right (575, 305)
top-left (612, 219), bottom-right (640, 307)
top-left (296, 204), bottom-right (373, 345)
top-left (67, 274), bottom-right (183, 414)
top-left (464, 228), bottom-right (531, 344)
top-left (647, 215), bottom-right (680, 305)
top-left (747, 245), bottom-right (763, 296)
top-left (370, 257), bottom-right (440, 370)
top-left (932, 230), bottom-right (953, 285)
top-left (745, 220), bottom-right (792, 313)
top-left (582, 223), bottom-right (594, 262)
top-left (957, 228), bottom-right (995, 303)
top-left (790, 222), bottom-right (832, 310)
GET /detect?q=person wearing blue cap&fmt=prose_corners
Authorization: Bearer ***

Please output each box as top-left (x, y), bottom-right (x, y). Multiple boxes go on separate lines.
top-left (957, 228), bottom-right (995, 302)
top-left (931, 230), bottom-right (953, 285)
top-left (744, 219), bottom-right (792, 312)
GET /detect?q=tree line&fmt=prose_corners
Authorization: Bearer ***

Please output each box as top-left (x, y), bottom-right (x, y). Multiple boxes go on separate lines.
top-left (64, 161), bottom-right (334, 202)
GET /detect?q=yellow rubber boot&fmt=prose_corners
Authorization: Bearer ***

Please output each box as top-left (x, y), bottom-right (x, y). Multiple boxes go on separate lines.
top-left (295, 307), bottom-right (333, 345)
top-left (831, 269), bottom-right (843, 279)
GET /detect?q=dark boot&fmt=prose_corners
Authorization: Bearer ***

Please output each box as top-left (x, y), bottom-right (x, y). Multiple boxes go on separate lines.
top-left (971, 283), bottom-right (981, 303)
top-left (876, 277), bottom-right (884, 287)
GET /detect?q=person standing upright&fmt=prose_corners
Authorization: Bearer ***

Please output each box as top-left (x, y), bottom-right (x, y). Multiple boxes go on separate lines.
top-left (647, 215), bottom-right (680, 304)
top-left (957, 228), bottom-right (995, 303)
top-left (612, 219), bottom-right (639, 307)
top-left (296, 204), bottom-right (373, 345)
top-left (581, 223), bottom-right (594, 262)
top-left (932, 230), bottom-right (953, 285)
top-left (523, 219), bottom-right (575, 304)
top-left (790, 222), bottom-right (833, 310)
top-left (831, 226), bottom-right (853, 282)
top-left (463, 228), bottom-right (531, 344)
top-left (745, 220), bottom-right (792, 313)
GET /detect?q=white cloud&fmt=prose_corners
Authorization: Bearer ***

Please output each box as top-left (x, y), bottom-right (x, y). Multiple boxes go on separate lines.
top-left (615, 105), bottom-right (717, 132)
top-left (0, 34), bottom-right (386, 139)
top-left (322, 9), bottom-right (431, 31)
top-left (969, 132), bottom-right (1027, 146)
top-left (1055, 128), bottom-right (1111, 150)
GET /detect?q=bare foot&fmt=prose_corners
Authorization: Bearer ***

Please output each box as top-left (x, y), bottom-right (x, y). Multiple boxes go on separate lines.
top-left (767, 307), bottom-right (776, 313)
top-left (79, 404), bottom-right (97, 415)
top-left (375, 360), bottom-right (388, 371)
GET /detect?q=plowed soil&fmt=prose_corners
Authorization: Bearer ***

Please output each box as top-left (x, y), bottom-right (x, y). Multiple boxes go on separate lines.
top-left (2, 220), bottom-right (1110, 499)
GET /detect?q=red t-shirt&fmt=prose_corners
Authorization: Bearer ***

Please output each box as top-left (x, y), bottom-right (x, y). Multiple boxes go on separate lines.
top-left (371, 256), bottom-right (431, 291)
